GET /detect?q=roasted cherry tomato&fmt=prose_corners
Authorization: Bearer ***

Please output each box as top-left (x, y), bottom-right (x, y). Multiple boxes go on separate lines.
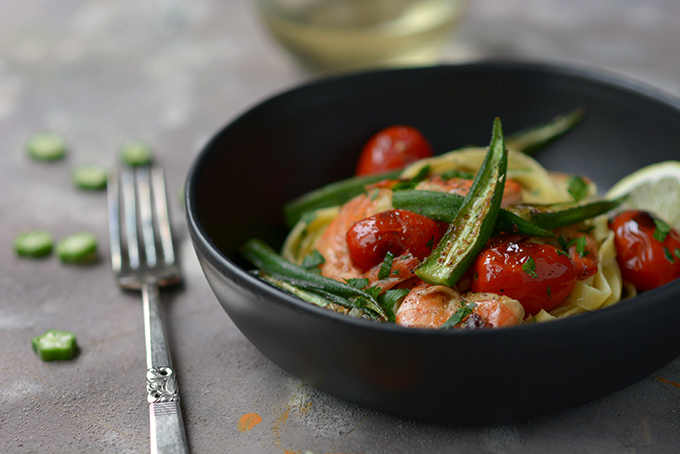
top-left (355, 125), bottom-right (434, 176)
top-left (470, 236), bottom-right (578, 316)
top-left (610, 210), bottom-right (680, 292)
top-left (346, 209), bottom-right (442, 272)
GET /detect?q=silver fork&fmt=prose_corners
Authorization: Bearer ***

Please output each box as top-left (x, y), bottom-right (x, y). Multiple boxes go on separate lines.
top-left (107, 166), bottom-right (189, 454)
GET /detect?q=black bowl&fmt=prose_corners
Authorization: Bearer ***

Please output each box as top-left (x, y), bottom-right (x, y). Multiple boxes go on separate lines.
top-left (185, 61), bottom-right (680, 424)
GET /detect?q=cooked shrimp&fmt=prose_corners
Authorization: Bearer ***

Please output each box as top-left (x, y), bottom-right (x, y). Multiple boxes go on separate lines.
top-left (315, 188), bottom-right (392, 281)
top-left (395, 283), bottom-right (462, 329)
top-left (395, 283), bottom-right (525, 329)
top-left (461, 292), bottom-right (525, 328)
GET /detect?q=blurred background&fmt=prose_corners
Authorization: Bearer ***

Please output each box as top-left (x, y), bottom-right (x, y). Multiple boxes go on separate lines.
top-left (1, 0), bottom-right (678, 183)
top-left (2, 1), bottom-right (680, 452)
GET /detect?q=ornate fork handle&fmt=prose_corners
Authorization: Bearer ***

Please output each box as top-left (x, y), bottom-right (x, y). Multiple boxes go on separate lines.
top-left (143, 282), bottom-right (189, 454)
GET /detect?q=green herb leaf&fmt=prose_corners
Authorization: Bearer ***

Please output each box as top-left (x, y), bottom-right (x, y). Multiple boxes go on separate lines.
top-left (675, 248), bottom-right (680, 260)
top-left (567, 176), bottom-right (589, 202)
top-left (364, 285), bottom-right (382, 300)
top-left (523, 256), bottom-right (538, 278)
top-left (441, 169), bottom-right (475, 180)
top-left (391, 165), bottom-right (431, 191)
top-left (653, 218), bottom-right (671, 242)
top-left (555, 248), bottom-right (570, 257)
top-left (378, 288), bottom-right (411, 322)
top-left (558, 235), bottom-right (578, 252)
top-left (575, 235), bottom-right (588, 257)
top-left (378, 251), bottom-right (395, 280)
top-left (344, 278), bottom-right (369, 289)
top-left (441, 302), bottom-right (478, 329)
top-left (301, 250), bottom-right (325, 269)
top-left (664, 247), bottom-right (675, 264)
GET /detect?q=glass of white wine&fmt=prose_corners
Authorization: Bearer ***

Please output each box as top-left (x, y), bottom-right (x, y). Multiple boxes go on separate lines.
top-left (255, 0), bottom-right (467, 72)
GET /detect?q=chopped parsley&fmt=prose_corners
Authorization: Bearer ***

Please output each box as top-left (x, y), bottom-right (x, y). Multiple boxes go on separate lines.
top-left (653, 218), bottom-right (671, 242)
top-left (441, 302), bottom-right (478, 329)
top-left (301, 250), bottom-right (325, 270)
top-left (575, 235), bottom-right (588, 257)
top-left (558, 235), bottom-right (588, 256)
top-left (567, 175), bottom-right (589, 202)
top-left (391, 165), bottom-right (431, 191)
top-left (378, 251), bottom-right (395, 280)
top-left (378, 288), bottom-right (411, 322)
top-left (344, 277), bottom-right (369, 289)
top-left (523, 256), bottom-right (538, 278)
top-left (664, 247), bottom-right (675, 264)
top-left (441, 169), bottom-right (475, 180)
top-left (425, 236), bottom-right (435, 250)
top-left (555, 248), bottom-right (570, 257)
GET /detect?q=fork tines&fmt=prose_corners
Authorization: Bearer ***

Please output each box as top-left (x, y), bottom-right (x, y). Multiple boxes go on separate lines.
top-left (108, 166), bottom-right (181, 289)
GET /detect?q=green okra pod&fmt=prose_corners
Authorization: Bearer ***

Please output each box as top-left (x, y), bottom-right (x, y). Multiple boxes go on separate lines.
top-left (507, 197), bottom-right (626, 230)
top-left (241, 238), bottom-right (388, 320)
top-left (416, 118), bottom-right (508, 287)
top-left (283, 169), bottom-right (402, 228)
top-left (505, 108), bottom-right (586, 155)
top-left (391, 190), bottom-right (556, 238)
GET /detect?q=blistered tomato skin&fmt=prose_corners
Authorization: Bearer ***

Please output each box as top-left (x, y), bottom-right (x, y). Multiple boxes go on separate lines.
top-left (355, 125), bottom-right (434, 176)
top-left (346, 209), bottom-right (442, 272)
top-left (610, 210), bottom-right (680, 292)
top-left (470, 237), bottom-right (578, 316)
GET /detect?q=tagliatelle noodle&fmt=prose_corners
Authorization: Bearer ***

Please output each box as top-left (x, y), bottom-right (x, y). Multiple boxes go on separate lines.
top-left (282, 206), bottom-right (340, 264)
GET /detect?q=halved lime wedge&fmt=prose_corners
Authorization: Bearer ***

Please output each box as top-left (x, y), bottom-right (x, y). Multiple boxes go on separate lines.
top-left (605, 161), bottom-right (680, 229)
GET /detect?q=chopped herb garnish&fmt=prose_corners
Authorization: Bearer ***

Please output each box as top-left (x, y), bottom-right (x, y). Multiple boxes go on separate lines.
top-left (378, 288), bottom-right (411, 322)
top-left (364, 285), bottom-right (382, 300)
top-left (675, 248), bottom-right (680, 260)
top-left (664, 247), bottom-right (675, 264)
top-left (575, 235), bottom-right (588, 257)
top-left (344, 278), bottom-right (369, 289)
top-left (441, 169), bottom-right (475, 180)
top-left (555, 248), bottom-right (570, 257)
top-left (441, 302), bottom-right (478, 329)
top-left (391, 165), bottom-right (431, 191)
top-left (378, 251), bottom-right (395, 280)
top-left (369, 188), bottom-right (380, 201)
top-left (523, 256), bottom-right (538, 278)
top-left (567, 176), bottom-right (589, 202)
top-left (301, 250), bottom-right (325, 270)
top-left (558, 235), bottom-right (578, 252)
top-left (653, 218), bottom-right (671, 242)
top-left (425, 236), bottom-right (435, 250)
top-left (547, 285), bottom-right (551, 300)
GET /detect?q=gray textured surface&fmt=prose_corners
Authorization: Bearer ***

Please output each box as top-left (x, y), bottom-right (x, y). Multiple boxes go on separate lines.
top-left (2, 1), bottom-right (680, 453)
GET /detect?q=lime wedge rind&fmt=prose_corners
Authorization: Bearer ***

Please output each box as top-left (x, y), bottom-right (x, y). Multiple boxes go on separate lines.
top-left (605, 161), bottom-right (680, 230)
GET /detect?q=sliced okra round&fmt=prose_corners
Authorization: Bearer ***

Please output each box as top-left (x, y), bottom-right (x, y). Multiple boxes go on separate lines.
top-left (26, 132), bottom-right (67, 161)
top-left (71, 164), bottom-right (108, 190)
top-left (32, 329), bottom-right (78, 361)
top-left (56, 232), bottom-right (98, 263)
top-left (119, 140), bottom-right (153, 167)
top-left (14, 230), bottom-right (54, 258)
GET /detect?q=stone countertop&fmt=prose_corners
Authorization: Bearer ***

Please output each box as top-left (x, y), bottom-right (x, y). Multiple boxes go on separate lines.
top-left (2, 1), bottom-right (680, 453)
